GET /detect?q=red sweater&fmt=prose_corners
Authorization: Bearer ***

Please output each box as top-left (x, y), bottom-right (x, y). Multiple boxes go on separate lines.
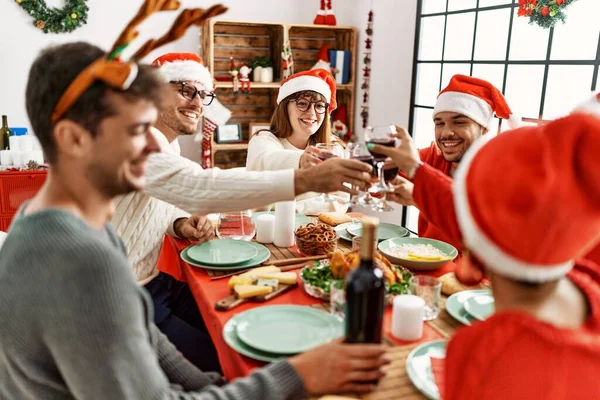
top-left (444, 259), bottom-right (600, 400)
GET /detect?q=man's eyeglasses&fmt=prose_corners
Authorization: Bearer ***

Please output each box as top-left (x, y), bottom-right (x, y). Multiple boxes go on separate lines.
top-left (290, 98), bottom-right (329, 115)
top-left (171, 81), bottom-right (216, 106)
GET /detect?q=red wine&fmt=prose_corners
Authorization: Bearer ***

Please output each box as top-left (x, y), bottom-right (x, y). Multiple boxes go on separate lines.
top-left (316, 152), bottom-right (337, 161)
top-left (367, 139), bottom-right (395, 162)
top-left (345, 218), bottom-right (385, 344)
top-left (352, 155), bottom-right (377, 176)
top-left (383, 167), bottom-right (399, 182)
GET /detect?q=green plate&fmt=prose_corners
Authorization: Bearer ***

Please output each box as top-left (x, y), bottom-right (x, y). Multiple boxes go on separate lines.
top-left (406, 340), bottom-right (447, 400)
top-left (378, 237), bottom-right (458, 271)
top-left (334, 221), bottom-right (357, 242)
top-left (186, 240), bottom-right (258, 266)
top-left (446, 289), bottom-right (492, 326)
top-left (252, 212), bottom-right (312, 230)
top-left (463, 292), bottom-right (495, 321)
top-left (235, 305), bottom-right (343, 354)
top-left (223, 314), bottom-right (292, 363)
top-left (346, 222), bottom-right (409, 241)
top-left (181, 241), bottom-right (271, 270)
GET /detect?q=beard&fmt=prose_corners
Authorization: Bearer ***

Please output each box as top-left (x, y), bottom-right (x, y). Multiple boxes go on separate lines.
top-left (159, 108), bottom-right (199, 136)
top-left (85, 161), bottom-right (138, 198)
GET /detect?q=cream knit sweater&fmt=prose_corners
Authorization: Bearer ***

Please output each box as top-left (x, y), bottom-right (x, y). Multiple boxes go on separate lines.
top-left (246, 131), bottom-right (349, 215)
top-left (112, 127), bottom-right (295, 284)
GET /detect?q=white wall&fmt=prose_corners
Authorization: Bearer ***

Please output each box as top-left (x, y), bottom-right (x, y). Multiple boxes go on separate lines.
top-left (0, 0), bottom-right (418, 223)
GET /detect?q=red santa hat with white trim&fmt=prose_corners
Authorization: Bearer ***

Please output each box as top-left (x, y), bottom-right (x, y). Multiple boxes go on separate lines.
top-left (453, 112), bottom-right (600, 284)
top-left (277, 69), bottom-right (337, 112)
top-left (152, 53), bottom-right (213, 91)
top-left (434, 74), bottom-right (520, 130)
top-left (573, 91), bottom-right (600, 117)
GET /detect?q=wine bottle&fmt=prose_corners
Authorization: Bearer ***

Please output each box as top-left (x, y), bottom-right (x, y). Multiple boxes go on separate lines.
top-left (1, 115), bottom-right (12, 150)
top-left (344, 217), bottom-right (385, 344)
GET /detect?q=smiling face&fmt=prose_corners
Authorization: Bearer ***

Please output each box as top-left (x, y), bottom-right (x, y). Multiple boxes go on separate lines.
top-left (158, 80), bottom-right (204, 136)
top-left (286, 91), bottom-right (327, 142)
top-left (84, 92), bottom-right (160, 196)
top-left (433, 112), bottom-right (488, 163)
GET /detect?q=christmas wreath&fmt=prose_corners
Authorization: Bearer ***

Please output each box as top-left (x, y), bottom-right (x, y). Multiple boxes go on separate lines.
top-left (15, 0), bottom-right (89, 34)
top-left (517, 0), bottom-right (578, 29)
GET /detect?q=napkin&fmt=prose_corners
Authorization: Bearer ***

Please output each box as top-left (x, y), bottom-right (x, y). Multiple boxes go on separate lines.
top-left (430, 355), bottom-right (446, 399)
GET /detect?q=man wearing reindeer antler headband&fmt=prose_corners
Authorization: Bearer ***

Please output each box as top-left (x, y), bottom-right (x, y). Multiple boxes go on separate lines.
top-left (0, 2), bottom-right (386, 399)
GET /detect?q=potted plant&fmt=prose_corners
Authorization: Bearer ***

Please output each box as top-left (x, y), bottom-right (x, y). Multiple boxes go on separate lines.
top-left (249, 57), bottom-right (269, 82)
top-left (260, 58), bottom-right (273, 83)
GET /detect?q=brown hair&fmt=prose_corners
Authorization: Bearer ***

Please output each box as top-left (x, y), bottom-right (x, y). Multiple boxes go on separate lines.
top-left (261, 90), bottom-right (335, 146)
top-left (26, 42), bottom-right (163, 164)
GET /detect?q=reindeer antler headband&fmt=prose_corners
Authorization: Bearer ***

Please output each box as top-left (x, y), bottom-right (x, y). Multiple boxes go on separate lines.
top-left (50, 0), bottom-right (227, 124)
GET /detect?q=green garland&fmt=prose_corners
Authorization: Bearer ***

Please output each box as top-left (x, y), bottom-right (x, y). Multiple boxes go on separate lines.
top-left (518, 0), bottom-right (579, 29)
top-left (15, 0), bottom-right (89, 34)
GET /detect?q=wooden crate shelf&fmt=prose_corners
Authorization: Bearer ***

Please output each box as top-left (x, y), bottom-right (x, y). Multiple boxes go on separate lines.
top-left (202, 20), bottom-right (357, 169)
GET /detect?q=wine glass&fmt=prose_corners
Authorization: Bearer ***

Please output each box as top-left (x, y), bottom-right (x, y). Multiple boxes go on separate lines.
top-left (345, 141), bottom-right (378, 207)
top-left (364, 125), bottom-right (397, 212)
top-left (313, 142), bottom-right (345, 204)
top-left (216, 210), bottom-right (256, 241)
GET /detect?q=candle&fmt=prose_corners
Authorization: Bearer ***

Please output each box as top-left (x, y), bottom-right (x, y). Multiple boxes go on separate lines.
top-left (0, 150), bottom-right (13, 166)
top-left (273, 201), bottom-right (295, 247)
top-left (255, 214), bottom-right (275, 244)
top-left (391, 294), bottom-right (425, 341)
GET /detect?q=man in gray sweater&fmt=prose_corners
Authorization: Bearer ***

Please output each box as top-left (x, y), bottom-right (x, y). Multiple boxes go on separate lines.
top-left (0, 42), bottom-right (389, 399)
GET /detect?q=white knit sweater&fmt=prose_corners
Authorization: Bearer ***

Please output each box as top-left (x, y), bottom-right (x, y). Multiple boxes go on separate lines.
top-left (246, 131), bottom-right (349, 215)
top-left (112, 127), bottom-right (295, 284)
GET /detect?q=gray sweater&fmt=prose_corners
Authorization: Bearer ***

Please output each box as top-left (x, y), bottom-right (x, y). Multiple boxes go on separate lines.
top-left (0, 209), bottom-right (306, 399)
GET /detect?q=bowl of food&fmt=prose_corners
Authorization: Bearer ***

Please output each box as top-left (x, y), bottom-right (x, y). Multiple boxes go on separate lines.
top-left (300, 249), bottom-right (413, 305)
top-left (378, 237), bottom-right (458, 271)
top-left (295, 223), bottom-right (338, 256)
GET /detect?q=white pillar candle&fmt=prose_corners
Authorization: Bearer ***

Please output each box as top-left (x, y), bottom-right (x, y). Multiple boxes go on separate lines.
top-left (0, 150), bottom-right (13, 166)
top-left (273, 201), bottom-right (295, 247)
top-left (9, 136), bottom-right (20, 152)
top-left (392, 294), bottom-right (425, 341)
top-left (255, 214), bottom-right (275, 244)
top-left (19, 136), bottom-right (33, 152)
top-left (12, 151), bottom-right (24, 166)
top-left (31, 150), bottom-right (44, 164)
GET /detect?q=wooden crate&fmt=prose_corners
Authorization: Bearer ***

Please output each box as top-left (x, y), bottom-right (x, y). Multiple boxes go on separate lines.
top-left (202, 20), bottom-right (357, 169)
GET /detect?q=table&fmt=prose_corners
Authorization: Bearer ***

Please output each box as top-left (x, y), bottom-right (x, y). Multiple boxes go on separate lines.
top-left (157, 235), bottom-right (461, 399)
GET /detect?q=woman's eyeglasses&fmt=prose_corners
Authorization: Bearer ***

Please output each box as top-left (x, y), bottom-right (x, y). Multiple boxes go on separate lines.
top-left (171, 81), bottom-right (216, 106)
top-left (290, 98), bottom-right (329, 114)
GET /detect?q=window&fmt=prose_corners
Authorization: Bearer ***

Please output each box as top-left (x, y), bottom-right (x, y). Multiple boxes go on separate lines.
top-left (405, 0), bottom-right (600, 233)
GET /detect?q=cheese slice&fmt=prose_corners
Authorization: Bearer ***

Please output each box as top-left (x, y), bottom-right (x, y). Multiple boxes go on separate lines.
top-left (227, 275), bottom-right (253, 288)
top-left (234, 284), bottom-right (273, 299)
top-left (257, 278), bottom-right (279, 290)
top-left (259, 272), bottom-right (297, 285)
top-left (240, 266), bottom-right (280, 280)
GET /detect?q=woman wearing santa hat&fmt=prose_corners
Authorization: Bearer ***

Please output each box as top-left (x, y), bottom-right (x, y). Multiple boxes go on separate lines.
top-left (246, 69), bottom-right (349, 215)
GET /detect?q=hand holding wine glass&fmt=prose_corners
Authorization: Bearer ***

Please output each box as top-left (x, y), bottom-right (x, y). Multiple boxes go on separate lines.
top-left (367, 125), bottom-right (421, 175)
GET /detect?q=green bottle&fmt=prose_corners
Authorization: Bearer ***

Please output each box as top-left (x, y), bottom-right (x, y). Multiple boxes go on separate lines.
top-left (1, 115), bottom-right (12, 150)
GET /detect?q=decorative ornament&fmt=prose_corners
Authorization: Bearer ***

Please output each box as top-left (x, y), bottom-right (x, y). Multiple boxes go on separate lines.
top-left (24, 160), bottom-right (41, 171)
top-left (239, 63), bottom-right (252, 93)
top-left (15, 0), bottom-right (89, 34)
top-left (359, 9), bottom-right (373, 129)
top-left (517, 0), bottom-right (579, 29)
top-left (229, 57), bottom-right (240, 95)
top-left (281, 34), bottom-right (295, 80)
top-left (313, 0), bottom-right (336, 26)
top-left (331, 103), bottom-right (352, 142)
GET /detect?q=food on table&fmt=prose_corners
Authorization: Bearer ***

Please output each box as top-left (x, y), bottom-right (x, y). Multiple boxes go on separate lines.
top-left (301, 249), bottom-right (413, 298)
top-left (234, 284), bottom-right (273, 299)
top-left (227, 266), bottom-right (297, 300)
top-left (388, 242), bottom-right (451, 261)
top-left (295, 223), bottom-right (337, 256)
top-left (257, 278), bottom-right (279, 290)
top-left (439, 272), bottom-right (488, 296)
top-left (260, 272), bottom-right (297, 285)
top-left (317, 212), bottom-right (353, 226)
top-left (239, 265), bottom-right (280, 280)
top-left (227, 275), bottom-right (253, 288)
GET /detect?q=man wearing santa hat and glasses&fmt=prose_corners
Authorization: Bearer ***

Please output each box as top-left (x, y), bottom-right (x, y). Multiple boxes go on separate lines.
top-left (111, 53), bottom-right (373, 372)
top-left (371, 74), bottom-right (520, 250)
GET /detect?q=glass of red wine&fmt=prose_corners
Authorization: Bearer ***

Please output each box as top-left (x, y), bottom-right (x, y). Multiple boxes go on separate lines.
top-left (346, 141), bottom-right (378, 208)
top-left (313, 142), bottom-right (345, 204)
top-left (365, 125), bottom-right (397, 212)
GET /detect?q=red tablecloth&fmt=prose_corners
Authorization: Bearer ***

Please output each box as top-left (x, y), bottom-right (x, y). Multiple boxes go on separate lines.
top-left (157, 236), bottom-right (455, 380)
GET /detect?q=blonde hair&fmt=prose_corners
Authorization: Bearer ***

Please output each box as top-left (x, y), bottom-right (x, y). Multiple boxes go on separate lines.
top-left (259, 90), bottom-right (336, 146)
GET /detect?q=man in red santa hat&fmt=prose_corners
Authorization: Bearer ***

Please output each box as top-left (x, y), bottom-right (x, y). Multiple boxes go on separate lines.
top-left (371, 74), bottom-right (520, 250)
top-left (111, 52), bottom-right (374, 371)
top-left (442, 111), bottom-right (600, 399)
